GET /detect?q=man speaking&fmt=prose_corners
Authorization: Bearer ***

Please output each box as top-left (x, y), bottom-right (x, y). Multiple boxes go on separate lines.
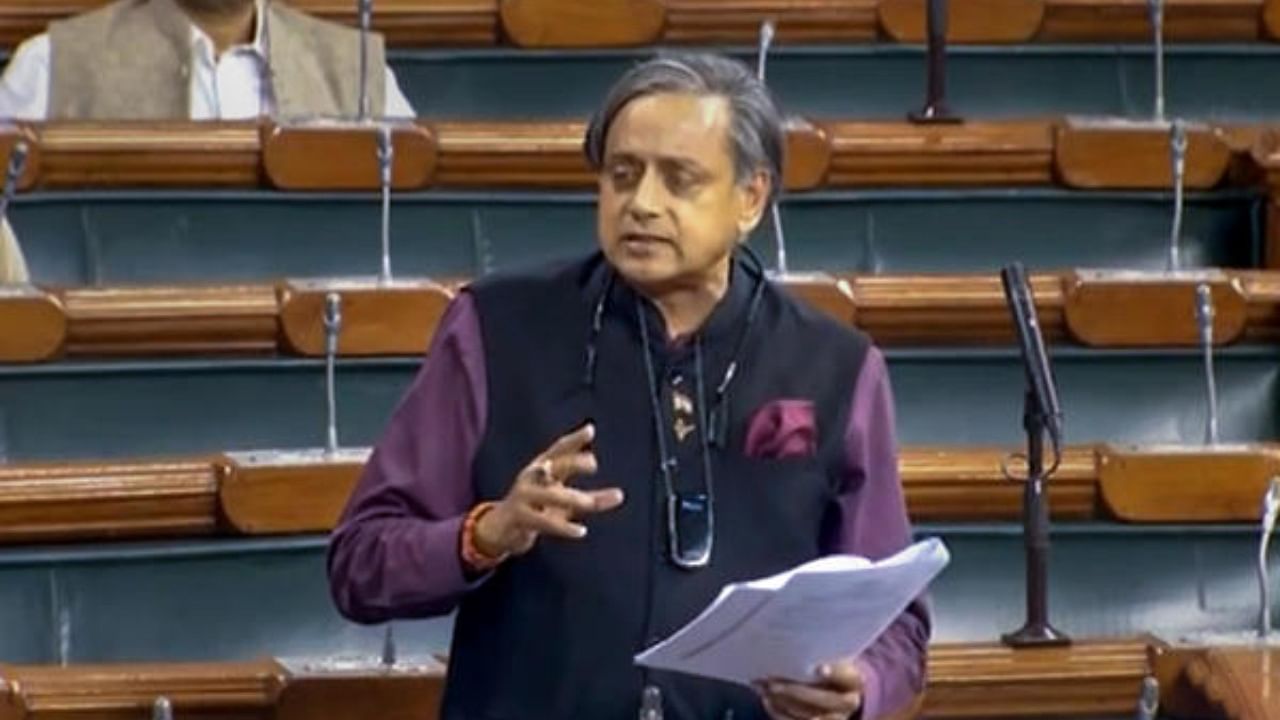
top-left (328, 53), bottom-right (929, 720)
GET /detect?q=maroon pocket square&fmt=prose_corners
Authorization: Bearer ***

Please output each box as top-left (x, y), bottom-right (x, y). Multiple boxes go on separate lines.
top-left (744, 399), bottom-right (818, 459)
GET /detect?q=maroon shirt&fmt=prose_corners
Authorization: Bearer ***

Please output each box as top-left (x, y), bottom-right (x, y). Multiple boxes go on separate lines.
top-left (328, 292), bottom-right (930, 720)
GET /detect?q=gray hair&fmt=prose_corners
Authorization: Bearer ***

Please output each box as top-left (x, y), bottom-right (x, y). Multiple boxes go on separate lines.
top-left (583, 52), bottom-right (785, 202)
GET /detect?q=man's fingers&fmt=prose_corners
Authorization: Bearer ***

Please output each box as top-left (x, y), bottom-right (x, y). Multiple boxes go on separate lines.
top-left (586, 487), bottom-right (625, 512)
top-left (759, 684), bottom-right (820, 720)
top-left (541, 423), bottom-right (595, 460)
top-left (524, 484), bottom-right (623, 515)
top-left (513, 504), bottom-right (589, 539)
top-left (521, 450), bottom-right (596, 488)
top-left (816, 660), bottom-right (864, 692)
top-left (767, 681), bottom-right (859, 714)
top-left (759, 692), bottom-right (805, 720)
top-left (544, 451), bottom-right (598, 483)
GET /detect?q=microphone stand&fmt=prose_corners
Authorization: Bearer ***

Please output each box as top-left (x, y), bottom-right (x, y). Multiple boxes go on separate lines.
top-left (357, 0), bottom-right (373, 122)
top-left (1001, 264), bottom-right (1068, 648)
top-left (324, 292), bottom-right (343, 456)
top-left (755, 20), bottom-right (790, 276)
top-left (1167, 120), bottom-right (1187, 273)
top-left (909, 0), bottom-right (960, 124)
top-left (377, 123), bottom-right (394, 285)
top-left (1135, 676), bottom-right (1160, 720)
top-left (1148, 0), bottom-right (1166, 121)
top-left (1258, 479), bottom-right (1280, 638)
top-left (1195, 284), bottom-right (1219, 445)
top-left (381, 622), bottom-right (397, 669)
top-left (1002, 389), bottom-right (1070, 647)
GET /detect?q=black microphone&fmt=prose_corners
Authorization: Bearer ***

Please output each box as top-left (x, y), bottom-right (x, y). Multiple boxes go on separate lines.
top-left (1000, 261), bottom-right (1062, 443)
top-left (999, 259), bottom-right (1069, 648)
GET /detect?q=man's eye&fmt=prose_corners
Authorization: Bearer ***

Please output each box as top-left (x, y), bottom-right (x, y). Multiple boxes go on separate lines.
top-left (609, 163), bottom-right (639, 184)
top-left (668, 171), bottom-right (698, 193)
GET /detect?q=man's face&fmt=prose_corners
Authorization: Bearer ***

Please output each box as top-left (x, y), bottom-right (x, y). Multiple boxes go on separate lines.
top-left (597, 92), bottom-right (769, 293)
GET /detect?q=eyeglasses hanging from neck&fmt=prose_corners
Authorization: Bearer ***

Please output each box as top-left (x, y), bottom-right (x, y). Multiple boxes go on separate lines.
top-left (581, 245), bottom-right (770, 569)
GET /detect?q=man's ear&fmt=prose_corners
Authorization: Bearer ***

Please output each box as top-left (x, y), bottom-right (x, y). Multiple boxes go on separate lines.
top-left (736, 170), bottom-right (772, 237)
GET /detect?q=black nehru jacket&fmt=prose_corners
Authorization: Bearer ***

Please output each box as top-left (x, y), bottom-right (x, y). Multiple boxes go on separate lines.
top-left (445, 252), bottom-right (871, 719)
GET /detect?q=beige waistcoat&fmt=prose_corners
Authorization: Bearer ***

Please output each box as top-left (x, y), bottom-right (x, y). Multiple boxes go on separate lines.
top-left (48, 0), bottom-right (387, 120)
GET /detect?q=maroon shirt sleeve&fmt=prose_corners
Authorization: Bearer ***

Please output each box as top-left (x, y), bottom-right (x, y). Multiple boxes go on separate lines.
top-left (327, 292), bottom-right (488, 623)
top-left (824, 347), bottom-right (932, 720)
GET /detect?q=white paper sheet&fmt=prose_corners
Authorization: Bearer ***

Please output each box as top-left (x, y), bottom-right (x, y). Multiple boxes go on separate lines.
top-left (634, 538), bottom-right (950, 687)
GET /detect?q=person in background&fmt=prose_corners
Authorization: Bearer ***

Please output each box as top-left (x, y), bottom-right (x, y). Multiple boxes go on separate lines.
top-left (0, 0), bottom-right (414, 120)
top-left (328, 53), bottom-right (928, 720)
top-left (0, 221), bottom-right (27, 283)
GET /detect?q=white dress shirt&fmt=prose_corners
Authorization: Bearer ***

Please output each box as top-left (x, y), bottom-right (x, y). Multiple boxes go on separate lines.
top-left (0, 1), bottom-right (414, 120)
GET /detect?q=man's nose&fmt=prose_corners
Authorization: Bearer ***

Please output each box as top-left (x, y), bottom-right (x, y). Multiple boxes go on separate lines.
top-left (627, 168), bottom-right (664, 220)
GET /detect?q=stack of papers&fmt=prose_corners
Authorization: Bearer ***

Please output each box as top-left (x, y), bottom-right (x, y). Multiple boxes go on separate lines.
top-left (635, 538), bottom-right (950, 686)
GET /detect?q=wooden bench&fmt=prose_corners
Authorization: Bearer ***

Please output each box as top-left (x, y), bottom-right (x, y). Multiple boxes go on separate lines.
top-left (1, 0), bottom-right (1279, 47)
top-left (0, 442), bottom-right (1275, 543)
top-left (11, 638), bottom-right (1270, 719)
top-left (2, 271), bottom-right (1275, 362)
top-left (0, 119), bottom-right (1252, 191)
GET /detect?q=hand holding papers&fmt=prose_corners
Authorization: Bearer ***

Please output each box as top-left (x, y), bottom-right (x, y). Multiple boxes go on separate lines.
top-left (636, 538), bottom-right (949, 686)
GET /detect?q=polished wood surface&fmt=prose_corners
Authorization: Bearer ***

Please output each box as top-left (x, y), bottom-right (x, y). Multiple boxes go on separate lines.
top-left (1055, 119), bottom-right (1233, 190)
top-left (275, 673), bottom-right (445, 720)
top-left (262, 123), bottom-right (437, 191)
top-left (925, 638), bottom-right (1156, 718)
top-left (878, 0), bottom-right (1045, 43)
top-left (15, 270), bottom-right (1280, 360)
top-left (2, 641), bottom-right (1270, 720)
top-left (217, 451), bottom-right (368, 534)
top-left (0, 660), bottom-right (282, 720)
top-left (1240, 270), bottom-right (1280, 341)
top-left (781, 272), bottom-right (858, 325)
top-left (1041, 0), bottom-right (1263, 41)
top-left (0, 287), bottom-right (64, 362)
top-left (1266, 0), bottom-right (1280, 39)
top-left (846, 272), bottom-right (1067, 345)
top-left (821, 121), bottom-right (1055, 186)
top-left (4, 118), bottom-right (1270, 189)
top-left (1181, 647), bottom-right (1280, 720)
top-left (1099, 444), bottom-right (1280, 523)
top-left (0, 640), bottom-right (1173, 720)
top-left (292, 0), bottom-right (498, 45)
top-left (278, 279), bottom-right (454, 357)
top-left (3, 440), bottom-right (1277, 544)
top-left (430, 120), bottom-right (592, 188)
top-left (0, 458), bottom-right (218, 543)
top-left (782, 118), bottom-right (832, 191)
top-left (662, 0), bottom-right (878, 43)
top-left (4, 0), bottom-right (1280, 45)
top-left (431, 120), bottom-right (831, 190)
top-left (34, 122), bottom-right (262, 188)
top-left (1063, 272), bottom-right (1248, 347)
top-left (901, 445), bottom-right (1099, 520)
top-left (58, 285), bottom-right (280, 356)
top-left (499, 0), bottom-right (664, 46)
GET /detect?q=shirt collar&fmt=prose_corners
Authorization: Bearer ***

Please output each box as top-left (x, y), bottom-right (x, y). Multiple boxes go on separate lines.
top-left (188, 0), bottom-right (269, 61)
